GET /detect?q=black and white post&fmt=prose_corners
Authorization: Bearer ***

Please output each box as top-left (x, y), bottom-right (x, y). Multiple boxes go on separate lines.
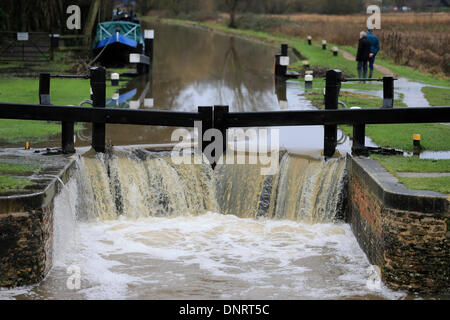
top-left (90, 67), bottom-right (107, 153)
top-left (382, 76), bottom-right (394, 108)
top-left (324, 69), bottom-right (341, 158)
top-left (275, 44), bottom-right (289, 78)
top-left (144, 29), bottom-right (154, 72)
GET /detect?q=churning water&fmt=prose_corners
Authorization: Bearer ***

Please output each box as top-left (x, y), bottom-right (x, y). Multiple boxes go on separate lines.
top-left (0, 150), bottom-right (405, 300)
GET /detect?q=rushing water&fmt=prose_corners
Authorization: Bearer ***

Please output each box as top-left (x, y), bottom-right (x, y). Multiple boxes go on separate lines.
top-left (0, 23), bottom-right (415, 300)
top-left (0, 151), bottom-right (405, 300)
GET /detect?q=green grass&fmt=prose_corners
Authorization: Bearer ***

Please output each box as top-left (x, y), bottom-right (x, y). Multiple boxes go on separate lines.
top-left (340, 45), bottom-right (450, 88)
top-left (375, 54), bottom-right (449, 88)
top-left (0, 175), bottom-right (34, 192)
top-left (422, 87), bottom-right (450, 106)
top-left (397, 176), bottom-right (450, 195)
top-left (0, 77), bottom-right (118, 144)
top-left (304, 80), bottom-right (450, 152)
top-left (371, 155), bottom-right (450, 173)
top-left (371, 155), bottom-right (450, 194)
top-left (0, 162), bottom-right (41, 174)
top-left (364, 123), bottom-right (450, 152)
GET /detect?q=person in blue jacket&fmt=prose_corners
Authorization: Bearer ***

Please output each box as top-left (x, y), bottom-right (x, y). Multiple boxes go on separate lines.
top-left (366, 29), bottom-right (380, 79)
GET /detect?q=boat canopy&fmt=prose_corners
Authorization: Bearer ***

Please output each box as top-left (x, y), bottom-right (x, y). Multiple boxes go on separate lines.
top-left (94, 21), bottom-right (144, 49)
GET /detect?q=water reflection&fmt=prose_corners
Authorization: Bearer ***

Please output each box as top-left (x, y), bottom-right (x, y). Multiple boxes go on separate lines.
top-left (89, 23), bottom-right (284, 146)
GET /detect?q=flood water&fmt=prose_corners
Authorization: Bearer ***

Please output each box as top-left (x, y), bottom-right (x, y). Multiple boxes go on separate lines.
top-left (0, 23), bottom-right (412, 300)
top-left (79, 23), bottom-right (351, 155)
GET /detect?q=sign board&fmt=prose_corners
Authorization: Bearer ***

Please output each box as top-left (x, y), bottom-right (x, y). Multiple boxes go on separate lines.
top-left (17, 32), bottom-right (29, 41)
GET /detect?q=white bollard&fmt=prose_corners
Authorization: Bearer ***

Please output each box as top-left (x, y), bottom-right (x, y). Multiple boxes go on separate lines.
top-left (111, 73), bottom-right (120, 86)
top-left (305, 74), bottom-right (313, 89)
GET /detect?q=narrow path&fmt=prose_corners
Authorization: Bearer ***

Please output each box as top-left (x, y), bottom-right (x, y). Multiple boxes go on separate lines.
top-left (339, 49), bottom-right (394, 76)
top-left (398, 172), bottom-right (450, 178)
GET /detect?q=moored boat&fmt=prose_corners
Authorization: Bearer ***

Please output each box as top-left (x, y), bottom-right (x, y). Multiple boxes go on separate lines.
top-left (92, 10), bottom-right (145, 67)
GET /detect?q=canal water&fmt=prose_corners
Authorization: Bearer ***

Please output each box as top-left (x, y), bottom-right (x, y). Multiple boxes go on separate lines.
top-left (0, 23), bottom-right (408, 300)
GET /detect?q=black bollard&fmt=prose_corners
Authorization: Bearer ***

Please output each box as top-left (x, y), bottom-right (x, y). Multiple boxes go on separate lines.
top-left (332, 47), bottom-right (338, 56)
top-left (111, 73), bottom-right (120, 86)
top-left (413, 134), bottom-right (421, 155)
top-left (90, 67), bottom-right (107, 153)
top-left (39, 73), bottom-right (51, 105)
top-left (305, 73), bottom-right (313, 90)
top-left (382, 76), bottom-right (394, 108)
top-left (324, 69), bottom-right (342, 158)
top-left (144, 30), bottom-right (154, 73)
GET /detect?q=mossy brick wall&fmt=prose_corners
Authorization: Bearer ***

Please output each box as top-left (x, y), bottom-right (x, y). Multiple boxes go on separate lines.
top-left (0, 204), bottom-right (54, 287)
top-left (347, 156), bottom-right (450, 294)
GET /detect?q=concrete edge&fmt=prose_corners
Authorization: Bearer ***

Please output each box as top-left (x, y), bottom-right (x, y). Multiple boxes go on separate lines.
top-left (347, 154), bottom-right (450, 215)
top-left (0, 156), bottom-right (78, 214)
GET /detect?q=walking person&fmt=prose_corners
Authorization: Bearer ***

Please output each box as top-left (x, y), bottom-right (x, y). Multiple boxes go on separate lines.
top-left (356, 31), bottom-right (371, 82)
top-left (366, 29), bottom-right (380, 79)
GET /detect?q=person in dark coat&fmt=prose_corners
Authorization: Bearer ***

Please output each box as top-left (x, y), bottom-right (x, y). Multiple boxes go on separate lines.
top-left (366, 29), bottom-right (380, 79)
top-left (356, 31), bottom-right (371, 81)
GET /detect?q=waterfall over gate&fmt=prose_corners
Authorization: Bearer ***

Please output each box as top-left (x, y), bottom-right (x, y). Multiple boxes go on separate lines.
top-left (73, 149), bottom-right (346, 223)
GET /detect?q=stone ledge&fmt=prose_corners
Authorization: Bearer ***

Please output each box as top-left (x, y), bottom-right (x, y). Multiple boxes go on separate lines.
top-left (0, 156), bottom-right (77, 214)
top-left (347, 155), bottom-right (449, 215)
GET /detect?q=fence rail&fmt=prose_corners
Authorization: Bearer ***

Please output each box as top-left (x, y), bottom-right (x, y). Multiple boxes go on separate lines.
top-left (0, 67), bottom-right (448, 160)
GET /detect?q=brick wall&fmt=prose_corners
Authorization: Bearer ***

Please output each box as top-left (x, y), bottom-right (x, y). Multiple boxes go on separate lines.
top-left (347, 156), bottom-right (450, 294)
top-left (0, 204), bottom-right (54, 287)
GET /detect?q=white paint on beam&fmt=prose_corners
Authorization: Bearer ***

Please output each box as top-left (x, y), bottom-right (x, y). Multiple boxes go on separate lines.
top-left (280, 56), bottom-right (289, 66)
top-left (144, 98), bottom-right (154, 108)
top-left (130, 101), bottom-right (140, 109)
top-left (279, 100), bottom-right (288, 110)
top-left (130, 54), bottom-right (150, 65)
top-left (144, 30), bottom-right (154, 39)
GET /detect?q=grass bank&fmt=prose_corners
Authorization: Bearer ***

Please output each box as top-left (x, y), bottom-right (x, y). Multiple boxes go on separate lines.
top-left (0, 77), bottom-right (118, 144)
top-left (303, 80), bottom-right (450, 152)
top-left (422, 87), bottom-right (450, 106)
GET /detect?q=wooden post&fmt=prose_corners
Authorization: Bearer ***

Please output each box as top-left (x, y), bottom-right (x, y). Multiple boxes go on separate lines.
top-left (382, 76), bottom-right (394, 108)
top-left (214, 105), bottom-right (229, 161)
top-left (352, 126), bottom-right (366, 156)
top-left (198, 106), bottom-right (213, 155)
top-left (280, 44), bottom-right (288, 76)
top-left (61, 121), bottom-right (75, 154)
top-left (324, 69), bottom-right (341, 158)
top-left (144, 30), bottom-right (154, 72)
top-left (40, 73), bottom-right (74, 153)
top-left (90, 67), bottom-right (106, 153)
top-left (39, 73), bottom-right (51, 105)
top-left (275, 77), bottom-right (288, 109)
top-left (275, 44), bottom-right (289, 78)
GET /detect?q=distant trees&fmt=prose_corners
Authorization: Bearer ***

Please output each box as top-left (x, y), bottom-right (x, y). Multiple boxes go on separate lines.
top-left (0, 0), bottom-right (112, 33)
top-left (133, 0), bottom-right (366, 16)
